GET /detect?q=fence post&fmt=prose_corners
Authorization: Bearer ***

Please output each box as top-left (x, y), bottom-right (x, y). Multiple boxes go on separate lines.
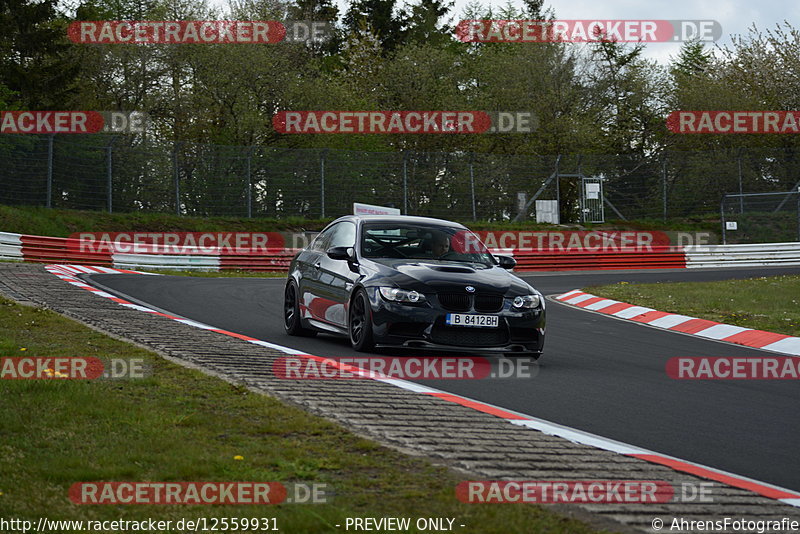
top-left (737, 151), bottom-right (744, 213)
top-left (555, 155), bottom-right (561, 222)
top-left (106, 138), bottom-right (114, 213)
top-left (662, 156), bottom-right (667, 221)
top-left (246, 147), bottom-right (253, 218)
top-left (403, 151), bottom-right (408, 215)
top-left (173, 142), bottom-right (181, 216)
top-left (796, 188), bottom-right (800, 242)
top-left (469, 152), bottom-right (476, 220)
top-left (320, 149), bottom-right (326, 218)
top-left (720, 194), bottom-right (727, 245)
top-left (46, 134), bottom-right (54, 208)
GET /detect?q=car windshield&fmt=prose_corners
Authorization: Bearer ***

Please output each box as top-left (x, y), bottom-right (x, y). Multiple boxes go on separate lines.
top-left (360, 223), bottom-right (496, 267)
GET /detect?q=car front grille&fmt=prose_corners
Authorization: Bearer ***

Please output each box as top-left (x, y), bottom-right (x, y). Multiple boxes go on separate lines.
top-left (430, 324), bottom-right (509, 347)
top-left (438, 292), bottom-right (504, 312)
top-left (438, 292), bottom-right (471, 312)
top-left (474, 294), bottom-right (504, 312)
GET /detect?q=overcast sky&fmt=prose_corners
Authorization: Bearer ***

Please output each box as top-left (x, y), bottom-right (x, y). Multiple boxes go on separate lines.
top-left (328, 0), bottom-right (799, 64)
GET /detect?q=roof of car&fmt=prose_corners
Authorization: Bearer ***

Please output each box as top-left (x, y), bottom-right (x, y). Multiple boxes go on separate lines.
top-left (333, 214), bottom-right (467, 228)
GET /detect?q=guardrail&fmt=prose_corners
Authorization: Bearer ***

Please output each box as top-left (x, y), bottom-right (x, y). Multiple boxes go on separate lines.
top-left (0, 232), bottom-right (296, 272)
top-left (685, 243), bottom-right (800, 268)
top-left (2, 231), bottom-right (799, 272)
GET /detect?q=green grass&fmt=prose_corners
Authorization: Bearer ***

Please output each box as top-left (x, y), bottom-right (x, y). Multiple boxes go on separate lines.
top-left (0, 297), bottom-right (611, 534)
top-left (0, 205), bottom-right (330, 237)
top-left (0, 205), bottom-right (720, 238)
top-left (586, 275), bottom-right (800, 337)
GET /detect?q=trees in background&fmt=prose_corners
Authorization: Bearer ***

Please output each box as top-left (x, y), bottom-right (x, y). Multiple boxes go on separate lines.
top-left (3, 0), bottom-right (800, 219)
top-left (3, 0), bottom-right (798, 156)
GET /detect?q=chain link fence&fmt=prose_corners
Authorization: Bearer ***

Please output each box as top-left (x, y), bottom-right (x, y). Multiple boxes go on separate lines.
top-left (3, 134), bottom-right (800, 225)
top-left (721, 190), bottom-right (800, 244)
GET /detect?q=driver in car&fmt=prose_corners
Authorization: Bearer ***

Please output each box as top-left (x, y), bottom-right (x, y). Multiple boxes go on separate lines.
top-left (430, 231), bottom-right (451, 258)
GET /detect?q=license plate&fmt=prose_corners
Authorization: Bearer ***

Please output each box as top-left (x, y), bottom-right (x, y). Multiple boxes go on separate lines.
top-left (445, 313), bottom-right (499, 328)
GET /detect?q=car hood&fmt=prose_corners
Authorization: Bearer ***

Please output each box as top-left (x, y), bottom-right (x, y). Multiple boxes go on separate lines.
top-left (366, 259), bottom-right (534, 295)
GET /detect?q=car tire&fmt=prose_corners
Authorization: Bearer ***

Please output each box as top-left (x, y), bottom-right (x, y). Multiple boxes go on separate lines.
top-left (349, 289), bottom-right (375, 352)
top-left (284, 282), bottom-right (316, 337)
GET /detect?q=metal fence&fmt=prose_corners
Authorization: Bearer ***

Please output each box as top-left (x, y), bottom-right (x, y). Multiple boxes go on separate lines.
top-left (3, 134), bottom-right (800, 223)
top-left (721, 190), bottom-right (800, 244)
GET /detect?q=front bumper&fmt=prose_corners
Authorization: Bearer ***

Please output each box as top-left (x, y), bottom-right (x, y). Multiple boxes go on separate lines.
top-left (367, 289), bottom-right (545, 354)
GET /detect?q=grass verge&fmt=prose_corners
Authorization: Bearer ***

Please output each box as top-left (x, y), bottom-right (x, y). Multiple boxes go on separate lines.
top-left (0, 296), bottom-right (611, 534)
top-left (0, 205), bottom-right (718, 237)
top-left (586, 275), bottom-right (800, 337)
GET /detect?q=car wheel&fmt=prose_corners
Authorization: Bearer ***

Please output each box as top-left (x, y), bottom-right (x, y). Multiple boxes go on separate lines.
top-left (284, 282), bottom-right (316, 337)
top-left (349, 289), bottom-right (375, 352)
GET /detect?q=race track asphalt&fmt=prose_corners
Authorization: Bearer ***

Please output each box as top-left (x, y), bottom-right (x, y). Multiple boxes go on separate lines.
top-left (85, 265), bottom-right (800, 492)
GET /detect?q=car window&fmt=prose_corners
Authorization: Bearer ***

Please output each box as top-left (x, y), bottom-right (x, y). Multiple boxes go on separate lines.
top-left (311, 222), bottom-right (356, 252)
top-left (328, 221), bottom-right (356, 249)
top-left (310, 225), bottom-right (334, 252)
top-left (361, 223), bottom-right (495, 267)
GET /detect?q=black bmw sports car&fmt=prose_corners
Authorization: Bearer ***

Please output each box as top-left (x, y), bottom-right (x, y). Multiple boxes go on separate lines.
top-left (283, 215), bottom-right (546, 356)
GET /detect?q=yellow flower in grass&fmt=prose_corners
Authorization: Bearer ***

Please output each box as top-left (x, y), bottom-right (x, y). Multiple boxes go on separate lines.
top-left (19, 347), bottom-right (26, 351)
top-left (233, 455), bottom-right (244, 461)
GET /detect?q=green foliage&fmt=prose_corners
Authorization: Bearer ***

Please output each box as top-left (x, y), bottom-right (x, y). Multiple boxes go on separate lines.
top-left (3, 0), bottom-right (800, 223)
top-left (0, 0), bottom-right (80, 108)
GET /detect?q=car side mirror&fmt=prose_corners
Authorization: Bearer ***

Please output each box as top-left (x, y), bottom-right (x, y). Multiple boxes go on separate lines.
top-left (327, 246), bottom-right (356, 261)
top-left (495, 255), bottom-right (516, 269)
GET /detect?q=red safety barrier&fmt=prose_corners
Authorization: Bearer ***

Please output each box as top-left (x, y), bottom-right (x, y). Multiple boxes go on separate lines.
top-left (7, 232), bottom-right (689, 272)
top-left (20, 235), bottom-right (113, 266)
top-left (512, 246), bottom-right (687, 271)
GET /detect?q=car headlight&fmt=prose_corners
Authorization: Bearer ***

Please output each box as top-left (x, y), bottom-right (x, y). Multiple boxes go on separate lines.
top-left (512, 294), bottom-right (541, 309)
top-left (379, 287), bottom-right (426, 304)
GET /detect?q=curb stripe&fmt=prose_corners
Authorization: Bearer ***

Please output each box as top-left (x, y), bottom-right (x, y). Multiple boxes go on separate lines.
top-left (693, 324), bottom-right (749, 340)
top-left (628, 310), bottom-right (671, 323)
top-left (725, 330), bottom-right (790, 348)
top-left (573, 296), bottom-right (607, 308)
top-left (630, 454), bottom-right (799, 500)
top-left (613, 306), bottom-right (654, 319)
top-left (428, 392), bottom-right (529, 419)
top-left (565, 294), bottom-right (595, 305)
top-left (594, 302), bottom-right (634, 315)
top-left (669, 318), bottom-right (720, 335)
top-left (583, 299), bottom-right (620, 311)
top-left (43, 265), bottom-right (800, 508)
top-left (555, 289), bottom-right (800, 358)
